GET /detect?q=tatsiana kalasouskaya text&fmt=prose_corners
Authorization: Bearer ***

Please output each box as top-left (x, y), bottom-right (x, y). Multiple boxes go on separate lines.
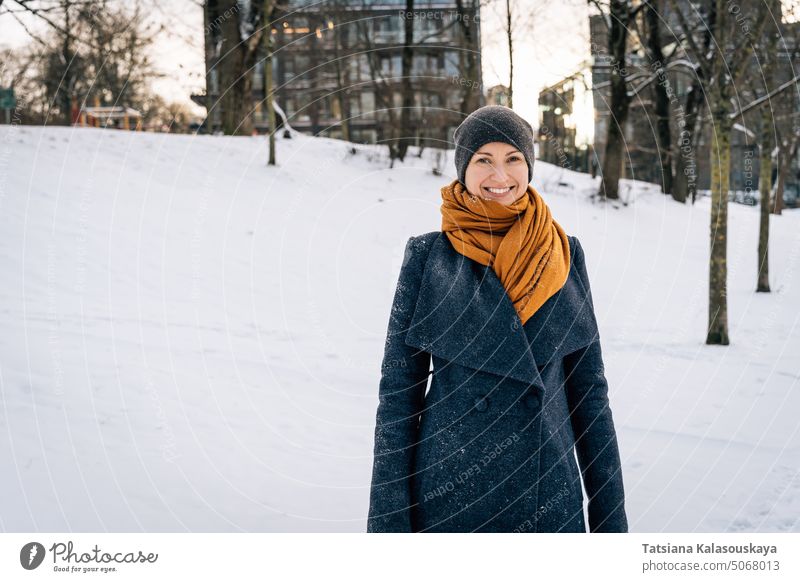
top-left (642, 543), bottom-right (777, 557)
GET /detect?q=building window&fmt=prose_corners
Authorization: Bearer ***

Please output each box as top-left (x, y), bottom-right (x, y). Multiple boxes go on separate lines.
top-left (295, 54), bottom-right (310, 77)
top-left (347, 54), bottom-right (370, 82)
top-left (338, 24), bottom-right (352, 47)
top-left (423, 93), bottom-right (440, 108)
top-left (283, 56), bottom-right (295, 80)
top-left (293, 92), bottom-right (310, 123)
top-left (350, 94), bottom-right (361, 118)
top-left (253, 60), bottom-right (264, 89)
top-left (285, 16), bottom-right (309, 35)
top-left (210, 69), bottom-right (219, 95)
top-left (351, 92), bottom-right (376, 120)
top-left (361, 92), bottom-right (375, 119)
top-left (443, 51), bottom-right (459, 75)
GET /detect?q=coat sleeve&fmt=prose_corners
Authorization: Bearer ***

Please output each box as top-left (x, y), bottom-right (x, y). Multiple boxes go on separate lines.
top-left (367, 235), bottom-right (432, 532)
top-left (563, 238), bottom-right (629, 533)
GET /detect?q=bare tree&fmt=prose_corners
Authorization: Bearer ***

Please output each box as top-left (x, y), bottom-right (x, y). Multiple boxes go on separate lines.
top-left (80, 2), bottom-right (157, 109)
top-left (505, 0), bottom-right (514, 108)
top-left (643, 0), bottom-right (673, 195)
top-left (2, 0), bottom-right (159, 124)
top-left (0, 45), bottom-right (30, 88)
top-left (489, 0), bottom-right (541, 110)
top-left (668, 2), bottom-right (712, 205)
top-left (589, 0), bottom-right (645, 201)
top-left (262, 0), bottom-right (276, 164)
top-left (2, 0), bottom-right (86, 124)
top-left (767, 0), bottom-right (800, 219)
top-left (399, 0), bottom-right (415, 161)
top-left (346, 0), bottom-right (480, 161)
top-left (326, 0), bottom-right (352, 143)
top-left (355, 12), bottom-right (402, 163)
top-left (455, 0), bottom-right (482, 115)
top-left (355, 1), bottom-right (450, 164)
top-left (205, 0), bottom-right (266, 135)
top-left (668, 0), bottom-right (771, 345)
top-left (772, 126), bottom-right (799, 215)
top-left (743, 0), bottom-right (782, 293)
top-left (140, 93), bottom-right (194, 132)
top-left (738, 2), bottom-right (800, 219)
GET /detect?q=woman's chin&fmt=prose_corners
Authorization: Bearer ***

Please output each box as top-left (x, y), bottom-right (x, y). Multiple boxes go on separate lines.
top-left (488, 191), bottom-right (525, 206)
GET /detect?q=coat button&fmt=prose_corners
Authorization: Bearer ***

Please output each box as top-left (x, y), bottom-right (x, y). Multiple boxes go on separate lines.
top-left (473, 396), bottom-right (489, 412)
top-left (524, 393), bottom-right (541, 409)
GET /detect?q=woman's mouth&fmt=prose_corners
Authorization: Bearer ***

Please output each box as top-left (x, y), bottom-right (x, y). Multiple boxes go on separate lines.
top-left (483, 185), bottom-right (515, 196)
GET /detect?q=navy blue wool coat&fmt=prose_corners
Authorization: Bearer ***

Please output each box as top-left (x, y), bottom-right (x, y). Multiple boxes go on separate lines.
top-left (367, 231), bottom-right (628, 533)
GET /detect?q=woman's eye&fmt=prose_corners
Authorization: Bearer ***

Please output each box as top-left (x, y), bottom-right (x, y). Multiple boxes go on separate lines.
top-left (508, 155), bottom-right (521, 162)
top-left (478, 158), bottom-right (491, 164)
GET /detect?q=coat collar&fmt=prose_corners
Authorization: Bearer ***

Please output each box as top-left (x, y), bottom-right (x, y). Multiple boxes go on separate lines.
top-left (404, 231), bottom-right (599, 391)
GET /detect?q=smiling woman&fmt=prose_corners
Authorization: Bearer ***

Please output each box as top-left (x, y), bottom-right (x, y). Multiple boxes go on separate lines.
top-left (367, 105), bottom-right (628, 533)
top-left (464, 142), bottom-right (529, 206)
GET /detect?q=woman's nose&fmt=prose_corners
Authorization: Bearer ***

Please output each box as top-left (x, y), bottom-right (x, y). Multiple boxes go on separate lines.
top-left (492, 165), bottom-right (510, 182)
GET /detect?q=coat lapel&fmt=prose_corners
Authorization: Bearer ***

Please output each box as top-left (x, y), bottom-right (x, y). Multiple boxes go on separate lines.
top-left (404, 232), bottom-right (541, 389)
top-left (523, 243), bottom-right (600, 369)
top-left (404, 232), bottom-right (598, 391)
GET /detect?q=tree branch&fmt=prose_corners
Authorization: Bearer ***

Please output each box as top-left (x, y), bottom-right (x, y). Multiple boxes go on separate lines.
top-left (730, 7), bottom-right (773, 87)
top-left (665, 0), bottom-right (708, 77)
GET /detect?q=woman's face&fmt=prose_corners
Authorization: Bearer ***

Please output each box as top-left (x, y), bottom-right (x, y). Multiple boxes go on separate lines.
top-left (464, 141), bottom-right (529, 205)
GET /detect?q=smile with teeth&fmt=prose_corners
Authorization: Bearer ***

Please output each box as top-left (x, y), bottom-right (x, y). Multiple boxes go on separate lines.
top-left (484, 185), bottom-right (515, 194)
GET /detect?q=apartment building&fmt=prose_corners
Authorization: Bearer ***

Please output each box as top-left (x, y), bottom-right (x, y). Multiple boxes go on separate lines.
top-left (200, 0), bottom-right (484, 146)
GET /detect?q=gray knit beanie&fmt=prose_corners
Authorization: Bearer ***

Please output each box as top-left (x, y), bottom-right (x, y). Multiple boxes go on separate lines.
top-left (453, 105), bottom-right (535, 187)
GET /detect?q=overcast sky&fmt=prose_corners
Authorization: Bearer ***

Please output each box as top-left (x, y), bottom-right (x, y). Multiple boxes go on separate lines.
top-left (0, 0), bottom-right (593, 138)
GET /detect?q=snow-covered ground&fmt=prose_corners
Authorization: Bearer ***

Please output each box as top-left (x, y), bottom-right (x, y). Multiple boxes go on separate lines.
top-left (1, 125), bottom-right (798, 532)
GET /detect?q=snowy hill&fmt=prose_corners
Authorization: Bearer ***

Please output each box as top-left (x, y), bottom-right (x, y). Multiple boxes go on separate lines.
top-left (1, 125), bottom-right (798, 532)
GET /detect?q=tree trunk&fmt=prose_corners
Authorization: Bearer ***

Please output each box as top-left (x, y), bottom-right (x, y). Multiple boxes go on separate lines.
top-left (357, 18), bottom-right (400, 163)
top-left (62, 0), bottom-right (75, 125)
top-left (671, 0), bottom-right (714, 204)
top-left (773, 138), bottom-right (797, 215)
top-left (264, 0), bottom-right (276, 164)
top-left (599, 1), bottom-right (630, 201)
top-left (506, 0), bottom-right (513, 109)
top-left (645, 0), bottom-right (673, 195)
top-left (707, 113), bottom-right (730, 345)
top-left (225, 52), bottom-right (254, 135)
top-left (707, 0), bottom-right (729, 345)
top-left (755, 9), bottom-right (778, 292)
top-left (601, 120), bottom-right (625, 200)
top-left (398, 0), bottom-right (414, 161)
top-left (331, 2), bottom-right (351, 143)
top-left (672, 82), bottom-right (702, 203)
top-left (218, 0), bottom-right (255, 136)
top-left (456, 0), bottom-right (480, 115)
top-left (756, 114), bottom-right (771, 292)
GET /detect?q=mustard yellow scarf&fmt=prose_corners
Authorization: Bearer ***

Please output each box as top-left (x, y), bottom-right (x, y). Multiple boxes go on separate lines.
top-left (440, 179), bottom-right (570, 326)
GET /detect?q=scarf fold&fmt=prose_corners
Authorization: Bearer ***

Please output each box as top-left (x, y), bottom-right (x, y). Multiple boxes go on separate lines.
top-left (440, 178), bottom-right (571, 326)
